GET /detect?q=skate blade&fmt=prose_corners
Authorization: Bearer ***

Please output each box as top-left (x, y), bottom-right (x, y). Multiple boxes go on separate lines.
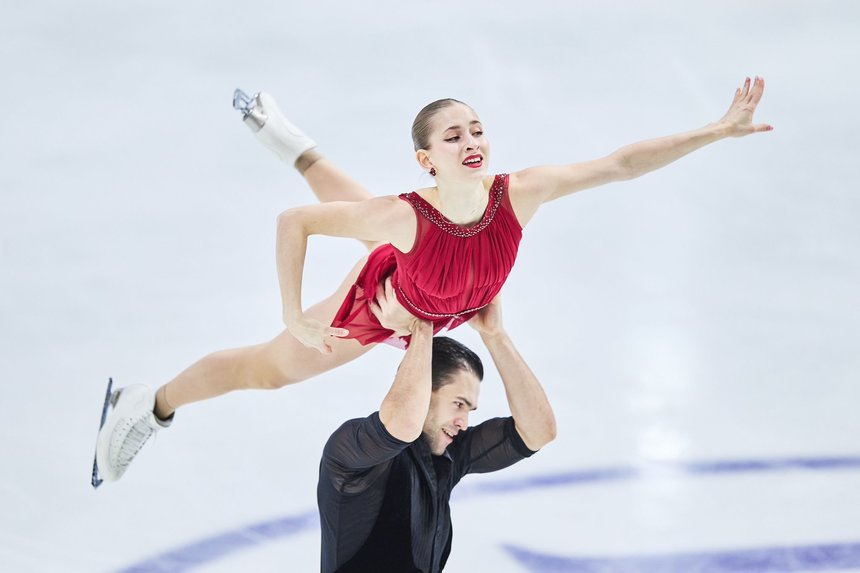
top-left (233, 88), bottom-right (256, 115)
top-left (233, 88), bottom-right (267, 132)
top-left (91, 378), bottom-right (114, 489)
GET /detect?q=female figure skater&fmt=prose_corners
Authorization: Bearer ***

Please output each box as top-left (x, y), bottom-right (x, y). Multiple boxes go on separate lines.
top-left (93, 77), bottom-right (771, 487)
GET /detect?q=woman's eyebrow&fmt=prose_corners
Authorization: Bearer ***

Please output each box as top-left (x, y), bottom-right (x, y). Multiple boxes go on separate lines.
top-left (444, 121), bottom-right (482, 132)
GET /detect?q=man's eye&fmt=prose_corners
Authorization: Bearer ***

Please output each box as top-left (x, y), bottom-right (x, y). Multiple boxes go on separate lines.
top-left (473, 131), bottom-right (483, 137)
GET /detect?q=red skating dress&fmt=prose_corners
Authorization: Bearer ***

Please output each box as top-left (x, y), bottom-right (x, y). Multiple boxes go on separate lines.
top-left (331, 173), bottom-right (522, 347)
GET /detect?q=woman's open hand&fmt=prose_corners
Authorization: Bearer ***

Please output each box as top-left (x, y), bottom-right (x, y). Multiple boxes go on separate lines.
top-left (718, 76), bottom-right (773, 137)
top-left (285, 315), bottom-right (349, 354)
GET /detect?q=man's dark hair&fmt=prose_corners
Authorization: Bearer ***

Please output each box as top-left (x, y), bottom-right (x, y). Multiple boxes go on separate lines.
top-left (431, 336), bottom-right (483, 390)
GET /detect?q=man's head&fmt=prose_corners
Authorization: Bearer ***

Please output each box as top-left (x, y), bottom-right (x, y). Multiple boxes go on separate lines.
top-left (422, 337), bottom-right (483, 455)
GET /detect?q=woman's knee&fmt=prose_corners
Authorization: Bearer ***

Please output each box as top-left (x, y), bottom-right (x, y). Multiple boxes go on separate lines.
top-left (257, 365), bottom-right (301, 390)
top-left (206, 344), bottom-right (300, 391)
top-left (240, 348), bottom-right (300, 390)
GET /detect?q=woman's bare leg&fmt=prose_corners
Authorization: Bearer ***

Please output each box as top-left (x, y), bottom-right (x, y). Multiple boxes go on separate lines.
top-left (154, 255), bottom-right (374, 418)
top-left (298, 152), bottom-right (374, 203)
top-left (94, 98), bottom-right (392, 485)
top-left (297, 153), bottom-right (379, 251)
top-left (153, 94), bottom-right (384, 418)
top-left (245, 91), bottom-right (374, 205)
top-left (247, 92), bottom-right (378, 249)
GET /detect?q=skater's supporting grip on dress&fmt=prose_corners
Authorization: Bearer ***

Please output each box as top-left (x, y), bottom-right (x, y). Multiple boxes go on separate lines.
top-left (94, 77), bottom-right (772, 485)
top-left (318, 292), bottom-right (556, 572)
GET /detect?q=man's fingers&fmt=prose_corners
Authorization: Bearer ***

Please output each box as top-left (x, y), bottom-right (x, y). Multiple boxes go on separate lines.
top-left (368, 301), bottom-right (381, 319)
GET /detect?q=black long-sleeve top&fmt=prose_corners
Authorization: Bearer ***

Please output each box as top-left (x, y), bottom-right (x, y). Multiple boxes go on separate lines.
top-left (317, 411), bottom-right (535, 572)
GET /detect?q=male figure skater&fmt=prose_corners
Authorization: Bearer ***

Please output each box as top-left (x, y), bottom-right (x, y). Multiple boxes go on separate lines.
top-left (317, 285), bottom-right (557, 572)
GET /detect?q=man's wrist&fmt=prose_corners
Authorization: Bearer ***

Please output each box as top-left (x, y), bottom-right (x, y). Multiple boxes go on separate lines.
top-left (479, 328), bottom-right (508, 344)
top-left (411, 319), bottom-right (433, 336)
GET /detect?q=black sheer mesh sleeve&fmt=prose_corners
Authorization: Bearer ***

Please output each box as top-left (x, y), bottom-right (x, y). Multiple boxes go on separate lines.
top-left (321, 411), bottom-right (411, 494)
top-left (450, 416), bottom-right (536, 481)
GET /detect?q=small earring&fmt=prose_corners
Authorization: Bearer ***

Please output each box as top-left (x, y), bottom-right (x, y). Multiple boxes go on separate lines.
top-left (430, 167), bottom-right (436, 176)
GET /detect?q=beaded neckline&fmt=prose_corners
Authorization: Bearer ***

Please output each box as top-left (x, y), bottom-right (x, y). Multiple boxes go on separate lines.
top-left (401, 174), bottom-right (506, 238)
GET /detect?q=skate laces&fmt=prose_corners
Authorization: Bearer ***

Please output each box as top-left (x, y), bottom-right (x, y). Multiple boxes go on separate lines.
top-left (111, 412), bottom-right (159, 476)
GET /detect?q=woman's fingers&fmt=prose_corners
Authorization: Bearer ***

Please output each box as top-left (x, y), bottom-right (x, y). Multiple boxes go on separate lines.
top-left (292, 318), bottom-right (349, 354)
top-left (313, 328), bottom-right (347, 354)
top-left (746, 77), bottom-right (757, 104)
top-left (326, 326), bottom-right (350, 338)
top-left (740, 76), bottom-right (751, 99)
top-left (302, 334), bottom-right (328, 354)
top-left (749, 76), bottom-right (765, 105)
top-left (721, 76), bottom-right (772, 135)
top-left (743, 76), bottom-right (763, 105)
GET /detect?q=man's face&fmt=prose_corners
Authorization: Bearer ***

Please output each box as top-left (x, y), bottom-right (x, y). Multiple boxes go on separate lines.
top-left (421, 369), bottom-right (481, 455)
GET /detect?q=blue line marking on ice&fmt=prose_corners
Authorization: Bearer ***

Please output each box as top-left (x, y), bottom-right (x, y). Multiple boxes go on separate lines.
top-left (116, 456), bottom-right (860, 572)
top-left (504, 541), bottom-right (860, 572)
top-left (115, 512), bottom-right (318, 573)
top-left (451, 455), bottom-right (860, 500)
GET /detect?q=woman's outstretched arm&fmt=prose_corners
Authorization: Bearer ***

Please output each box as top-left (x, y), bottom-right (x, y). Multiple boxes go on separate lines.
top-left (509, 76), bottom-right (773, 226)
top-left (275, 196), bottom-right (415, 353)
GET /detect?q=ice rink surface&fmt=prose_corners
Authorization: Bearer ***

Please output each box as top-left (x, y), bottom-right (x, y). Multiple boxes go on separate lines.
top-left (2, 1), bottom-right (859, 571)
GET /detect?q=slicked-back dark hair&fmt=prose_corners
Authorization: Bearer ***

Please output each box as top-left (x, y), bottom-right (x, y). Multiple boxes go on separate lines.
top-left (431, 336), bottom-right (483, 390)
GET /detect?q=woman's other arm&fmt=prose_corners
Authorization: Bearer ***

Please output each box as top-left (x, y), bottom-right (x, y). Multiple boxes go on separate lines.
top-left (509, 77), bottom-right (772, 226)
top-left (275, 196), bottom-right (414, 352)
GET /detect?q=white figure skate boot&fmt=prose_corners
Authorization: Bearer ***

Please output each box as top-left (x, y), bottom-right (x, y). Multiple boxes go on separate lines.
top-left (233, 88), bottom-right (316, 166)
top-left (92, 382), bottom-right (172, 487)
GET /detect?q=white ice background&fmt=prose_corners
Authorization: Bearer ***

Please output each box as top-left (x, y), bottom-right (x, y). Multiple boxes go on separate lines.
top-left (1, 1), bottom-right (859, 572)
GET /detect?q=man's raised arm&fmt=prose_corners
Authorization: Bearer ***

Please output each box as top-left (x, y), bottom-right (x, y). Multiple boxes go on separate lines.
top-left (374, 279), bottom-right (435, 442)
top-left (470, 298), bottom-right (557, 451)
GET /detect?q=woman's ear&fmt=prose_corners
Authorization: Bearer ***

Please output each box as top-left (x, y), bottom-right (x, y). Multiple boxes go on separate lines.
top-left (415, 149), bottom-right (434, 172)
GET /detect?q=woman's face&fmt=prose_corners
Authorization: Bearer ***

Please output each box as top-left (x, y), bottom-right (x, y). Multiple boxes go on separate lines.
top-left (421, 103), bottom-right (490, 182)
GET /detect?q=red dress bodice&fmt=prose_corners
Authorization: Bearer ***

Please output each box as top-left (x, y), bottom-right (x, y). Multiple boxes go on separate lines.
top-left (332, 173), bottom-right (522, 347)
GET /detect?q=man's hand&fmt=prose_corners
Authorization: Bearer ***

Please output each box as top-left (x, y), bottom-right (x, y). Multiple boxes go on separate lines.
top-left (369, 277), bottom-right (421, 336)
top-left (717, 76), bottom-right (773, 137)
top-left (468, 296), bottom-right (504, 338)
